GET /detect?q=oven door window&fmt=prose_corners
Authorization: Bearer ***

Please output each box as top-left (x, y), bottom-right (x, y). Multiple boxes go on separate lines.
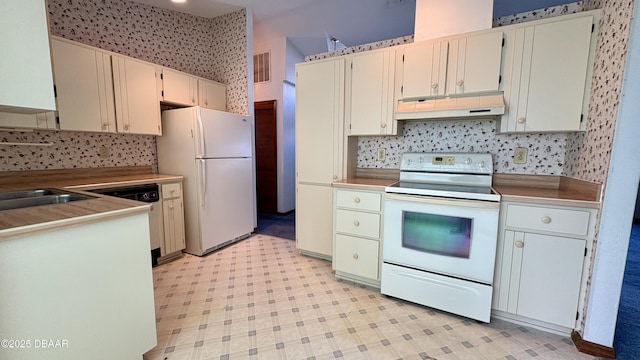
top-left (402, 211), bottom-right (472, 258)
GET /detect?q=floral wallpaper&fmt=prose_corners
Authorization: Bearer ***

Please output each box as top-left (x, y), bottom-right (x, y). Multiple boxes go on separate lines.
top-left (566, 0), bottom-right (633, 184)
top-left (0, 0), bottom-right (248, 172)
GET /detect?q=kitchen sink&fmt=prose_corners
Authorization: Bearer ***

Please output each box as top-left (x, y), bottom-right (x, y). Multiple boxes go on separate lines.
top-left (0, 189), bottom-right (67, 201)
top-left (0, 189), bottom-right (96, 211)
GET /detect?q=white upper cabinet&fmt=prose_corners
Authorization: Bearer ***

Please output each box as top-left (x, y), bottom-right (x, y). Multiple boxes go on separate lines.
top-left (347, 50), bottom-right (398, 136)
top-left (0, 0), bottom-right (56, 113)
top-left (295, 58), bottom-right (345, 184)
top-left (112, 55), bottom-right (162, 135)
top-left (400, 32), bottom-right (503, 100)
top-left (447, 32), bottom-right (503, 95)
top-left (0, 112), bottom-right (56, 130)
top-left (401, 40), bottom-right (449, 99)
top-left (198, 78), bottom-right (227, 111)
top-left (160, 68), bottom-right (198, 106)
top-left (50, 37), bottom-right (117, 133)
top-left (500, 15), bottom-right (596, 133)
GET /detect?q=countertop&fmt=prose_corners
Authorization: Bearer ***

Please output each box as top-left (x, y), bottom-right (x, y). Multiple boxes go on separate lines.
top-left (0, 166), bottom-right (184, 239)
top-left (334, 174), bottom-right (602, 208)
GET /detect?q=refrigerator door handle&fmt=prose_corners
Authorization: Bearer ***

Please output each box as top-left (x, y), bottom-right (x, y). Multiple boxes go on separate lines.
top-left (198, 159), bottom-right (206, 206)
top-left (196, 111), bottom-right (205, 158)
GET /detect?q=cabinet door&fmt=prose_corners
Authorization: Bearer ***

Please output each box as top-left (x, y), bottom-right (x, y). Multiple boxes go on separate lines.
top-left (447, 32), bottom-right (503, 95)
top-left (296, 183), bottom-right (333, 258)
top-left (0, 111), bottom-right (56, 130)
top-left (51, 38), bottom-right (116, 133)
top-left (504, 16), bottom-right (594, 132)
top-left (0, 0), bottom-right (56, 113)
top-left (162, 197), bottom-right (186, 254)
top-left (401, 41), bottom-right (448, 98)
top-left (295, 59), bottom-right (345, 184)
top-left (198, 79), bottom-right (227, 110)
top-left (112, 56), bottom-right (161, 135)
top-left (508, 231), bottom-right (585, 328)
top-left (161, 68), bottom-right (197, 106)
top-left (348, 50), bottom-right (396, 135)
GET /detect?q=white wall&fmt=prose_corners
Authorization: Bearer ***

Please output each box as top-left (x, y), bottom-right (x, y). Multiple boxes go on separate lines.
top-left (583, 1), bottom-right (640, 346)
top-left (414, 0), bottom-right (493, 41)
top-left (253, 31), bottom-right (303, 213)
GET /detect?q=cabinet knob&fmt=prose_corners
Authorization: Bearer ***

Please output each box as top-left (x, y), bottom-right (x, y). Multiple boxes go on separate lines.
top-left (431, 83), bottom-right (438, 89)
top-left (457, 80), bottom-right (464, 87)
top-left (541, 216), bottom-right (552, 224)
top-left (333, 175), bottom-right (338, 180)
top-left (353, 220), bottom-right (360, 227)
top-left (352, 253), bottom-right (359, 260)
top-left (192, 97), bottom-right (196, 104)
top-left (380, 123), bottom-right (387, 128)
top-left (124, 124), bottom-right (130, 131)
top-left (517, 117), bottom-right (526, 124)
top-left (102, 124), bottom-right (108, 130)
top-left (354, 197), bottom-right (361, 204)
top-left (205, 101), bottom-right (208, 106)
top-left (515, 241), bottom-right (525, 248)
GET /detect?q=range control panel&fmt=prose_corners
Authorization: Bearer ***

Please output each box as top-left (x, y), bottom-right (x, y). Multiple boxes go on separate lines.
top-left (400, 152), bottom-right (493, 175)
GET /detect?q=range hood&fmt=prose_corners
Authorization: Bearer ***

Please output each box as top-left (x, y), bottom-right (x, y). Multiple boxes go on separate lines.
top-left (395, 92), bottom-right (505, 121)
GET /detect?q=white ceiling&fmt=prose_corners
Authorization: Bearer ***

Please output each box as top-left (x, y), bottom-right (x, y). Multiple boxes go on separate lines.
top-left (129, 0), bottom-right (572, 56)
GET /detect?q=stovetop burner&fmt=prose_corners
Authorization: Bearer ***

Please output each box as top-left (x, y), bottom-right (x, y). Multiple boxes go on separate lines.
top-left (385, 152), bottom-right (501, 202)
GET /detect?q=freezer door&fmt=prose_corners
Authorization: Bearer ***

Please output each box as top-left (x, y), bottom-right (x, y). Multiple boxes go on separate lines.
top-left (196, 108), bottom-right (253, 158)
top-left (197, 158), bottom-right (254, 251)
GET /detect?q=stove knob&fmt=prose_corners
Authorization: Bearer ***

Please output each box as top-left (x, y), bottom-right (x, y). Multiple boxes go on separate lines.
top-left (142, 193), bottom-right (150, 200)
top-left (480, 160), bottom-right (486, 168)
top-left (418, 156), bottom-right (424, 163)
top-left (406, 159), bottom-right (413, 166)
top-left (465, 157), bottom-right (472, 165)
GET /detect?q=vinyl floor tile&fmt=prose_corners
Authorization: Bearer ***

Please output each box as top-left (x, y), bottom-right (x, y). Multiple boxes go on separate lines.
top-left (144, 235), bottom-right (600, 360)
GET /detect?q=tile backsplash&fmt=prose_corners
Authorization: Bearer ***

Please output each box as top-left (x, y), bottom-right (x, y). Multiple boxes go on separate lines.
top-left (0, 0), bottom-right (248, 172)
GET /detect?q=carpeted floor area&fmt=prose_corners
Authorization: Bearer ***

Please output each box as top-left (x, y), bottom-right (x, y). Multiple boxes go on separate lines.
top-left (614, 222), bottom-right (640, 359)
top-left (256, 212), bottom-right (295, 240)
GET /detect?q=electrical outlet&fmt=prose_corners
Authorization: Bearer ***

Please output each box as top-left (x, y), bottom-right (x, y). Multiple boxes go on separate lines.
top-left (514, 147), bottom-right (528, 164)
top-left (99, 146), bottom-right (110, 159)
top-left (377, 148), bottom-right (386, 161)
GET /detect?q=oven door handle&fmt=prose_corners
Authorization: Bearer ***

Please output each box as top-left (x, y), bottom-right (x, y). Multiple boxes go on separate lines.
top-left (385, 193), bottom-right (500, 210)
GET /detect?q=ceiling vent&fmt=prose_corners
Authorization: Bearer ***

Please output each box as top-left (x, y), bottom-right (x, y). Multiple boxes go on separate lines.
top-left (253, 51), bottom-right (271, 83)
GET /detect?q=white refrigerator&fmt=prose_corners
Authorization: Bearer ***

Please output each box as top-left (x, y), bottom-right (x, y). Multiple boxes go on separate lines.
top-left (157, 107), bottom-right (255, 256)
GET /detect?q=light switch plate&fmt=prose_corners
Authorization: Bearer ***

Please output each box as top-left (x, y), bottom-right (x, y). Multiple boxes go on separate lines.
top-left (377, 148), bottom-right (386, 161)
top-left (514, 147), bottom-right (528, 164)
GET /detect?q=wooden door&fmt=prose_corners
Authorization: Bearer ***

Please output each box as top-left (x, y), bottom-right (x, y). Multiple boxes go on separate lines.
top-left (254, 100), bottom-right (278, 213)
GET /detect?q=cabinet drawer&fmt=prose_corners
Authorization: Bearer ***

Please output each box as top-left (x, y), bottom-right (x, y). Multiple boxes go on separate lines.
top-left (334, 234), bottom-right (379, 280)
top-left (335, 189), bottom-right (381, 211)
top-left (335, 209), bottom-right (380, 238)
top-left (505, 204), bottom-right (591, 236)
top-left (161, 182), bottom-right (181, 199)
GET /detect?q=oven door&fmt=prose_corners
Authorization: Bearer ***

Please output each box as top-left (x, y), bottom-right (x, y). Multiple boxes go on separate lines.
top-left (383, 193), bottom-right (499, 284)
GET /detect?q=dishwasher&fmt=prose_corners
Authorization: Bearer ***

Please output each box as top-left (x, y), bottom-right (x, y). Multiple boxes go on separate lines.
top-left (87, 184), bottom-right (163, 266)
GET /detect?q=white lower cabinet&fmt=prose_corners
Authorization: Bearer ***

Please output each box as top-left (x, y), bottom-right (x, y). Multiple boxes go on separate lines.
top-left (333, 188), bottom-right (383, 287)
top-left (492, 201), bottom-right (597, 332)
top-left (161, 182), bottom-right (185, 256)
top-left (296, 183), bottom-right (334, 259)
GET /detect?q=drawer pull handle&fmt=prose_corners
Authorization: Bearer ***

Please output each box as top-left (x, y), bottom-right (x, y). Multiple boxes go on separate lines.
top-left (517, 117), bottom-right (526, 124)
top-left (354, 197), bottom-right (361, 204)
top-left (515, 241), bottom-right (524, 248)
top-left (431, 83), bottom-right (438, 89)
top-left (353, 253), bottom-right (359, 260)
top-left (541, 216), bottom-right (551, 224)
top-left (353, 220), bottom-right (360, 227)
